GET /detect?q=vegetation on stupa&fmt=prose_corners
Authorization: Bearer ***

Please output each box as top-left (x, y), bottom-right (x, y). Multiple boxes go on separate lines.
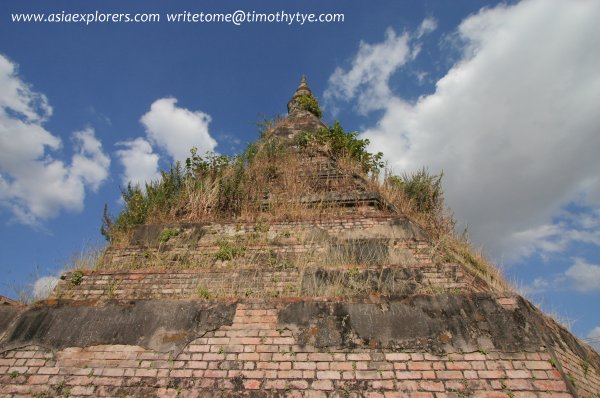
top-left (99, 112), bottom-right (508, 291)
top-left (295, 93), bottom-right (323, 118)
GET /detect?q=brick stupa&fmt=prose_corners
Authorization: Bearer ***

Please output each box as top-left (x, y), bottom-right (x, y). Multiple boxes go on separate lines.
top-left (1, 78), bottom-right (599, 397)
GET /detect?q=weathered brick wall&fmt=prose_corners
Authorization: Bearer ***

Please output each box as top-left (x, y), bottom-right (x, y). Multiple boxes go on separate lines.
top-left (553, 343), bottom-right (600, 397)
top-left (54, 263), bottom-right (467, 301)
top-left (0, 300), bottom-right (578, 397)
top-left (102, 216), bottom-right (433, 270)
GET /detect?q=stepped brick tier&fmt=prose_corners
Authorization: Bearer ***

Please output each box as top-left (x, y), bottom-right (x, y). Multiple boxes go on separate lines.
top-left (1, 78), bottom-right (599, 397)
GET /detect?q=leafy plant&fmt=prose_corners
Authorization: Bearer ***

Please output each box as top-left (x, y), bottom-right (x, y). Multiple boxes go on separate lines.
top-left (295, 94), bottom-right (322, 118)
top-left (387, 167), bottom-right (444, 214)
top-left (159, 228), bottom-right (179, 243)
top-left (581, 359), bottom-right (589, 376)
top-left (298, 122), bottom-right (384, 175)
top-left (69, 271), bottom-right (84, 286)
top-left (214, 240), bottom-right (246, 261)
top-left (197, 287), bottom-right (211, 300)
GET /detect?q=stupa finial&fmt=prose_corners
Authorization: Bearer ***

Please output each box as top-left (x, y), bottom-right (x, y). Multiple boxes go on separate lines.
top-left (288, 76), bottom-right (319, 116)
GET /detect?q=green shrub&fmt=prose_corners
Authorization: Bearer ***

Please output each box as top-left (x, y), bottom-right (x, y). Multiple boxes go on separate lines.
top-left (159, 228), bottom-right (179, 243)
top-left (388, 167), bottom-right (444, 214)
top-left (196, 287), bottom-right (211, 299)
top-left (298, 121), bottom-right (384, 175)
top-left (296, 94), bottom-right (322, 118)
top-left (214, 240), bottom-right (246, 261)
top-left (69, 271), bottom-right (84, 286)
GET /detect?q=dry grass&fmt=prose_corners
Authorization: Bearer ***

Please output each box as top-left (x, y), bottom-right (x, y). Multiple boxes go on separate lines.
top-left (106, 135), bottom-right (510, 293)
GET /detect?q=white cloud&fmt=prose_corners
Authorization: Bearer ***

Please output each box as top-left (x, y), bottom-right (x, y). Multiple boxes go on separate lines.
top-left (565, 258), bottom-right (600, 293)
top-left (416, 17), bottom-right (438, 38)
top-left (324, 28), bottom-right (413, 114)
top-left (587, 326), bottom-right (600, 352)
top-left (140, 97), bottom-right (217, 162)
top-left (325, 0), bottom-right (600, 261)
top-left (0, 54), bottom-right (110, 225)
top-left (115, 138), bottom-right (160, 188)
top-left (32, 276), bottom-right (59, 300)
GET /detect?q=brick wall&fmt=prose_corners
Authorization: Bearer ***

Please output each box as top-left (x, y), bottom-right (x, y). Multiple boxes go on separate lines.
top-left (102, 216), bottom-right (433, 270)
top-left (553, 343), bottom-right (600, 397)
top-left (54, 263), bottom-right (467, 301)
top-left (0, 300), bottom-right (579, 397)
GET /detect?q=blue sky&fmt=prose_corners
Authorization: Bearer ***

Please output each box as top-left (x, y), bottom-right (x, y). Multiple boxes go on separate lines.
top-left (1, 0), bottom-right (599, 348)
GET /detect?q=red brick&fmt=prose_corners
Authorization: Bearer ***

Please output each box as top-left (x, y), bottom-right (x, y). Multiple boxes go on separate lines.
top-left (27, 375), bottom-right (49, 384)
top-left (204, 370), bottom-right (227, 378)
top-left (308, 353), bottom-right (334, 361)
top-left (242, 370), bottom-right (265, 379)
top-left (531, 369), bottom-right (548, 379)
top-left (188, 361), bottom-right (208, 369)
top-left (471, 393), bottom-right (509, 398)
top-left (445, 361), bottom-right (472, 370)
top-left (92, 377), bottom-right (123, 386)
top-left (524, 360), bottom-right (553, 370)
top-left (347, 353), bottom-right (371, 361)
top-left (463, 370), bottom-right (479, 379)
top-left (532, 380), bottom-right (568, 391)
top-left (238, 353), bottom-right (260, 361)
top-left (257, 361), bottom-right (279, 369)
top-left (316, 362), bottom-right (329, 370)
top-left (243, 379), bottom-right (261, 389)
top-left (25, 359), bottom-right (46, 367)
top-left (420, 370), bottom-right (435, 379)
top-left (546, 369), bottom-right (563, 379)
top-left (395, 371), bottom-right (421, 379)
top-left (464, 352), bottom-right (486, 361)
top-left (383, 393), bottom-right (407, 398)
top-left (506, 369), bottom-right (531, 378)
top-left (317, 370), bottom-right (340, 380)
top-left (435, 370), bottom-right (463, 379)
top-left (504, 379), bottom-right (533, 390)
top-left (384, 353), bottom-right (410, 361)
top-left (513, 391), bottom-right (538, 398)
top-left (36, 367), bottom-right (60, 375)
top-left (477, 370), bottom-right (505, 379)
top-left (371, 380), bottom-right (395, 389)
top-left (202, 353), bottom-right (225, 361)
top-left (408, 393), bottom-right (434, 398)
top-left (356, 370), bottom-right (382, 380)
top-left (102, 368), bottom-right (125, 377)
top-left (289, 380), bottom-right (310, 389)
top-left (311, 379), bottom-right (333, 390)
top-left (70, 386), bottom-right (95, 396)
top-left (408, 362), bottom-right (432, 370)
top-left (65, 376), bottom-right (92, 386)
top-left (278, 370), bottom-right (303, 378)
top-left (419, 381), bottom-right (444, 392)
top-left (264, 380), bottom-right (287, 390)
top-left (329, 362), bottom-right (353, 371)
top-left (170, 369), bottom-right (192, 378)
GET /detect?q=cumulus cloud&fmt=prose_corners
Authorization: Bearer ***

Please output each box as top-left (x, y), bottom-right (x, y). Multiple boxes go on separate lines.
top-left (325, 0), bottom-right (600, 261)
top-left (116, 97), bottom-right (218, 188)
top-left (416, 17), bottom-right (438, 39)
top-left (565, 258), bottom-right (600, 293)
top-left (115, 138), bottom-right (160, 188)
top-left (324, 28), bottom-right (413, 114)
top-left (140, 97), bottom-right (217, 162)
top-left (32, 276), bottom-right (59, 300)
top-left (587, 327), bottom-right (600, 352)
top-left (0, 54), bottom-right (110, 225)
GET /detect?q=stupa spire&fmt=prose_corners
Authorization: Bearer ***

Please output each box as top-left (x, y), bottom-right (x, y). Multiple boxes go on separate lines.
top-left (287, 75), bottom-right (321, 118)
